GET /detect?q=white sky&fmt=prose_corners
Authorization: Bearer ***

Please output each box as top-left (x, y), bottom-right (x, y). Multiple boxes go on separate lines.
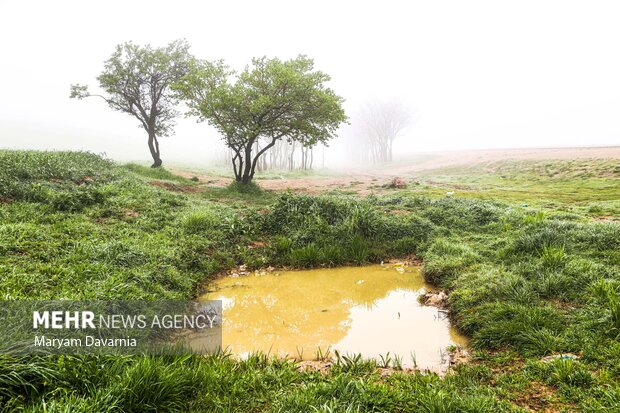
top-left (1, 0), bottom-right (619, 165)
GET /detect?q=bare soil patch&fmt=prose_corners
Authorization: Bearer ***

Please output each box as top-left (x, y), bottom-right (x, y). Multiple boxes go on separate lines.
top-left (171, 146), bottom-right (620, 195)
top-left (148, 180), bottom-right (202, 193)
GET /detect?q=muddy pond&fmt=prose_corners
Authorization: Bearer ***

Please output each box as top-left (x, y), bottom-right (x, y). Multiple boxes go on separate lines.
top-left (199, 264), bottom-right (467, 370)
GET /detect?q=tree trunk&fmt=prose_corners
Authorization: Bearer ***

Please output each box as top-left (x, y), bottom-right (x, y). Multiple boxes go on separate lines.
top-left (148, 131), bottom-right (162, 168)
top-left (232, 151), bottom-right (243, 181)
top-left (237, 136), bottom-right (281, 184)
top-left (241, 143), bottom-right (253, 184)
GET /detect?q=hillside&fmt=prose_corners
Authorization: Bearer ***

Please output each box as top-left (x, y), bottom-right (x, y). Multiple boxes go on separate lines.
top-left (0, 150), bottom-right (619, 411)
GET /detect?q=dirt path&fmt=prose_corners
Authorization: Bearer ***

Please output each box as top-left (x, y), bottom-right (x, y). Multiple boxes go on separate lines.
top-left (171, 146), bottom-right (620, 195)
top-left (381, 146), bottom-right (620, 176)
top-left (171, 170), bottom-right (387, 195)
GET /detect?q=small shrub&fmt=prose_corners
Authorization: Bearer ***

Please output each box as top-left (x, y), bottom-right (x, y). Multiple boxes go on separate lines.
top-left (388, 177), bottom-right (407, 189)
top-left (0, 355), bottom-right (60, 401)
top-left (290, 244), bottom-right (321, 268)
top-left (181, 209), bottom-right (220, 235)
top-left (423, 239), bottom-right (479, 284)
top-left (347, 235), bottom-right (369, 264)
top-left (332, 352), bottom-right (376, 376)
top-left (523, 210), bottom-right (545, 224)
top-left (388, 236), bottom-right (421, 256)
top-left (466, 303), bottom-right (564, 354)
top-left (320, 245), bottom-right (344, 266)
top-left (590, 279), bottom-right (620, 337)
top-left (421, 197), bottom-right (502, 231)
top-left (178, 237), bottom-right (219, 272)
top-left (343, 204), bottom-right (382, 237)
top-left (540, 244), bottom-right (566, 269)
top-left (548, 358), bottom-right (594, 388)
top-left (517, 328), bottom-right (566, 356)
top-left (448, 364), bottom-right (493, 387)
top-left (512, 221), bottom-right (573, 255)
top-left (227, 181), bottom-right (263, 195)
top-left (535, 272), bottom-right (573, 300)
top-left (274, 236), bottom-right (293, 254)
top-left (110, 356), bottom-right (206, 412)
top-left (49, 185), bottom-right (108, 212)
top-left (492, 274), bottom-right (537, 304)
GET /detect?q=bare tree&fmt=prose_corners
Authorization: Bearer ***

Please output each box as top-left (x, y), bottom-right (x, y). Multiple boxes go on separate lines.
top-left (358, 100), bottom-right (414, 164)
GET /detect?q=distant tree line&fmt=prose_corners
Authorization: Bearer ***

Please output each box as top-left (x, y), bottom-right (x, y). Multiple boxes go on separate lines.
top-left (355, 100), bottom-right (414, 164)
top-left (71, 40), bottom-right (347, 184)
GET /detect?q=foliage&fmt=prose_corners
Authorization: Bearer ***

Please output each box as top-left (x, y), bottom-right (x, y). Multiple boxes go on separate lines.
top-left (71, 40), bottom-right (193, 167)
top-left (2, 150), bottom-right (620, 411)
top-left (175, 55), bottom-right (347, 183)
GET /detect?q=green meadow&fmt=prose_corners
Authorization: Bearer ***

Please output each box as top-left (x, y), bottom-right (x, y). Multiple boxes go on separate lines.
top-left (1, 149), bottom-right (619, 412)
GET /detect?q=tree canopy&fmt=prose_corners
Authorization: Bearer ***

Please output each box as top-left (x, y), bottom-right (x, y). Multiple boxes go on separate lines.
top-left (174, 55), bottom-right (347, 183)
top-left (70, 39), bottom-right (193, 167)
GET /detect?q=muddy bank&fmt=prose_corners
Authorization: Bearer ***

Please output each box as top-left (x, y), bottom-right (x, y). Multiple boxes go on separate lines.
top-left (421, 290), bottom-right (449, 308)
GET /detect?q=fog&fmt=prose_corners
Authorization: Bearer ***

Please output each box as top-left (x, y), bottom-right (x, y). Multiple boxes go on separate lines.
top-left (1, 0), bottom-right (619, 168)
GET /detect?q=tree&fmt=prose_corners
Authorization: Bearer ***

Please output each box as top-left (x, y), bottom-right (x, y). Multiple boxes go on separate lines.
top-left (70, 40), bottom-right (193, 167)
top-left (358, 100), bottom-right (413, 164)
top-left (174, 56), bottom-right (347, 184)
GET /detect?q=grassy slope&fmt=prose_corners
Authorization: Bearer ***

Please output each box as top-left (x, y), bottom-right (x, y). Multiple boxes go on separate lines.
top-left (406, 159), bottom-right (620, 217)
top-left (1, 150), bottom-right (619, 412)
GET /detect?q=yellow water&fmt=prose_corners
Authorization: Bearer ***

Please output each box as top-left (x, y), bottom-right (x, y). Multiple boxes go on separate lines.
top-left (199, 264), bottom-right (467, 369)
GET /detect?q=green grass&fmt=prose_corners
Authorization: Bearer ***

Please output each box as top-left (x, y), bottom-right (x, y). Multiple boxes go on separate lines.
top-left (123, 162), bottom-right (195, 183)
top-left (1, 150), bottom-right (619, 411)
top-left (405, 159), bottom-right (620, 218)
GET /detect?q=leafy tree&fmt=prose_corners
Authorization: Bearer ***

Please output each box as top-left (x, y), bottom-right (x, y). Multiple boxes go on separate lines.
top-left (70, 40), bottom-right (192, 167)
top-left (175, 56), bottom-right (347, 183)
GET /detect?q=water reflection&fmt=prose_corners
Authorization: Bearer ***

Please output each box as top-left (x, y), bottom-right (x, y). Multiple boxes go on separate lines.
top-left (199, 264), bottom-right (467, 369)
